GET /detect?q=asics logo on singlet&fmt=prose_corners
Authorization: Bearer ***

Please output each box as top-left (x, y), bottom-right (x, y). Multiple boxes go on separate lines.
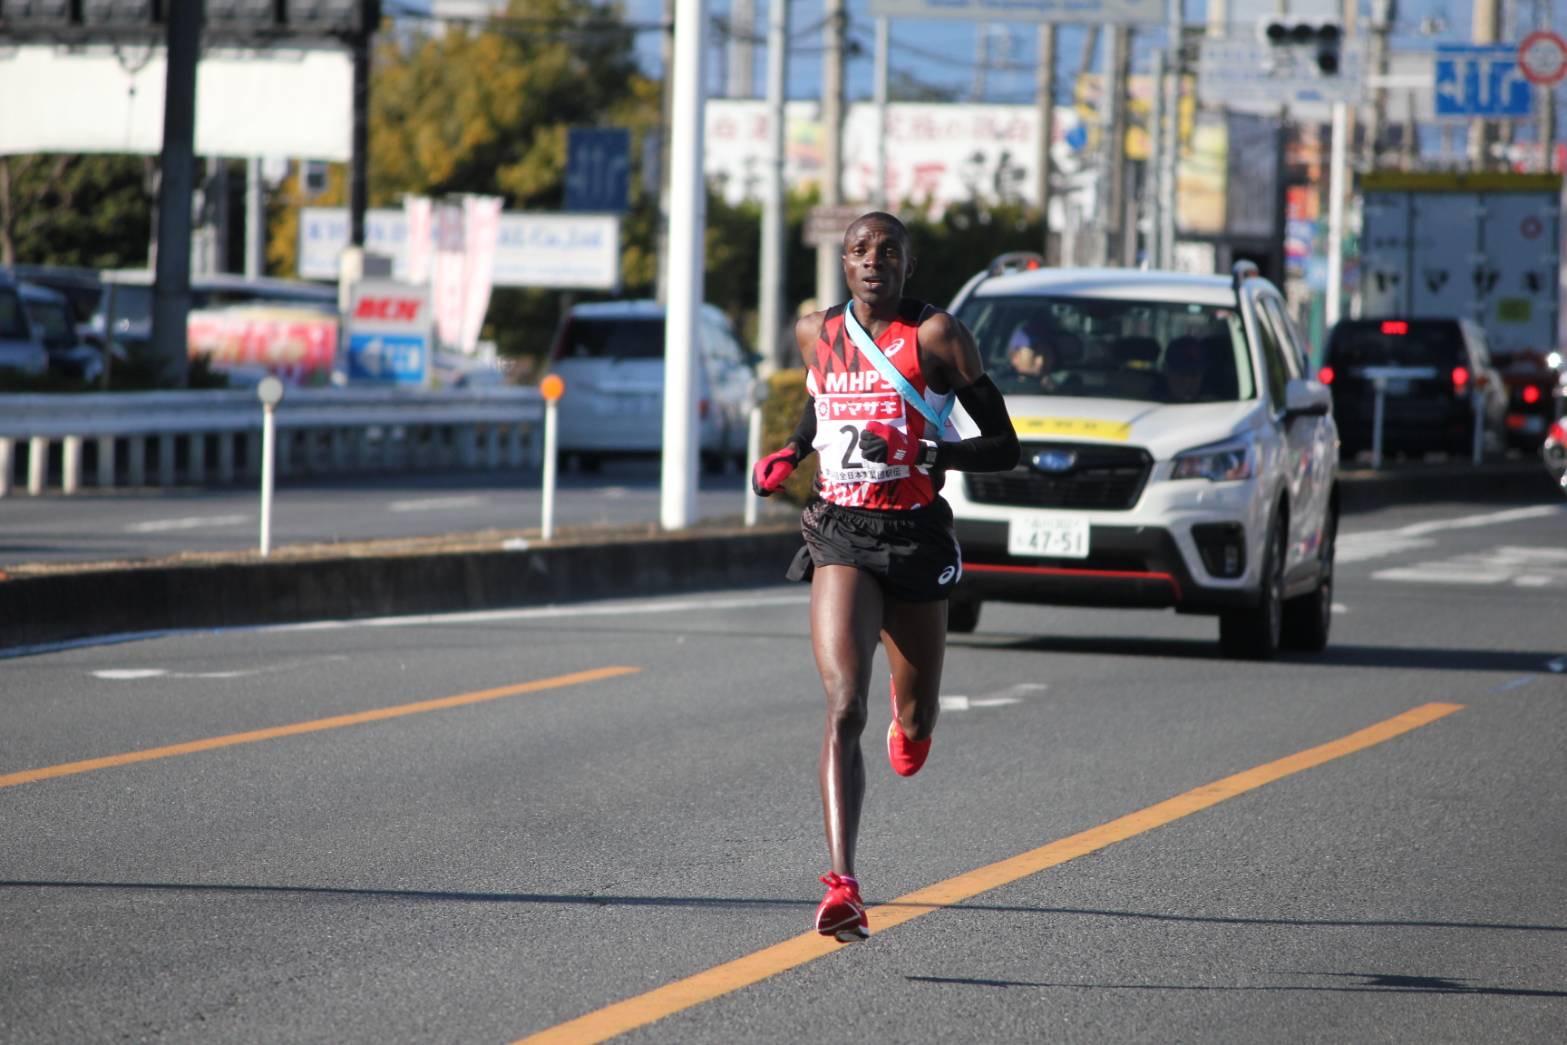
top-left (937, 565), bottom-right (959, 586)
top-left (884, 338), bottom-right (906, 358)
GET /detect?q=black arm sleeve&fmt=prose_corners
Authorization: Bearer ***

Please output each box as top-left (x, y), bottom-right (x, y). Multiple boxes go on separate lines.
top-left (785, 395), bottom-right (817, 460)
top-left (932, 375), bottom-right (1019, 473)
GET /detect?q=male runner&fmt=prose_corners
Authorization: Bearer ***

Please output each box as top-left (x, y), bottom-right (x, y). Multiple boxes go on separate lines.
top-left (751, 212), bottom-right (1020, 942)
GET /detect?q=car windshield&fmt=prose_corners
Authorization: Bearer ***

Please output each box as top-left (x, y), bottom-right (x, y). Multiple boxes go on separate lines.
top-left (1328, 321), bottom-right (1466, 367)
top-left (955, 295), bottom-right (1255, 403)
top-left (559, 316), bottom-right (665, 360)
top-left (0, 289), bottom-right (27, 339)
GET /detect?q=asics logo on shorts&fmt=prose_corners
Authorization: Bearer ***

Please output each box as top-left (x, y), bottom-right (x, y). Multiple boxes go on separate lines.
top-left (937, 564), bottom-right (960, 586)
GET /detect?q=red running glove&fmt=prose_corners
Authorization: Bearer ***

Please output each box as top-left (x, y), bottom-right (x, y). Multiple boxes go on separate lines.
top-left (859, 420), bottom-right (919, 466)
top-left (752, 446), bottom-right (800, 496)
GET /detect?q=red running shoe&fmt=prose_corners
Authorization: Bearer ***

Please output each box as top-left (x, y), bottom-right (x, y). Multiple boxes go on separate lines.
top-left (815, 873), bottom-right (869, 942)
top-left (887, 680), bottom-right (931, 777)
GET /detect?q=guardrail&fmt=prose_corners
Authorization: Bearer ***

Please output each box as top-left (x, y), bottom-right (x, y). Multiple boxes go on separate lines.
top-left (0, 387), bottom-right (544, 497)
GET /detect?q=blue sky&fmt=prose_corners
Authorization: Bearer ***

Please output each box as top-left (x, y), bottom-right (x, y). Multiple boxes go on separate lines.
top-left (406, 0), bottom-right (1565, 107)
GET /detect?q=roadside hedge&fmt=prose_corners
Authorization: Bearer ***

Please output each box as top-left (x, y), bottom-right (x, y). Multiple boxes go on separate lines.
top-left (759, 367), bottom-right (817, 506)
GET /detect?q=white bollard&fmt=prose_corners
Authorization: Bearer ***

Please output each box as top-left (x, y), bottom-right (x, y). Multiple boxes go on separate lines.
top-left (27, 436), bottom-right (47, 495)
top-left (257, 378), bottom-right (284, 557)
top-left (0, 437), bottom-right (13, 497)
top-left (539, 376), bottom-right (565, 539)
top-left (744, 403), bottom-right (763, 527)
top-left (62, 436), bottom-right (83, 494)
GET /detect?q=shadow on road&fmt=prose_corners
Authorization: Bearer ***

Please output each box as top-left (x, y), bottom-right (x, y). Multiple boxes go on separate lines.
top-left (960, 633), bottom-right (1562, 675)
top-left (907, 971), bottom-right (1567, 998)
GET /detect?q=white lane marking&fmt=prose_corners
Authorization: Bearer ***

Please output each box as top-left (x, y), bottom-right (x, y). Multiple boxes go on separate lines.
top-left (267, 592), bottom-right (813, 633)
top-left (1495, 676), bottom-right (1538, 693)
top-left (940, 696), bottom-right (971, 711)
top-left (971, 697), bottom-right (1023, 708)
top-left (92, 668), bottom-right (258, 680)
top-left (1338, 504), bottom-right (1565, 564)
top-left (1331, 602), bottom-right (1349, 614)
top-left (127, 513), bottom-right (249, 533)
top-left (940, 683), bottom-right (1042, 712)
top-left (389, 496), bottom-right (486, 513)
top-left (93, 669), bottom-right (167, 680)
top-left (1373, 546), bottom-right (1567, 588)
top-left (2, 592), bottom-right (812, 660)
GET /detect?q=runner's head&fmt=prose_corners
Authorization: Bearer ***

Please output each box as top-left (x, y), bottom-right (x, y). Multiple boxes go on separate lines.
top-left (842, 212), bottom-right (914, 310)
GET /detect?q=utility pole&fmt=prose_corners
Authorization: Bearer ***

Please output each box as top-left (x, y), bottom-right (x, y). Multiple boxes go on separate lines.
top-left (150, 0), bottom-right (200, 387)
top-left (1364, 0), bottom-right (1395, 168)
top-left (875, 17), bottom-right (889, 209)
top-left (1469, 0), bottom-right (1500, 169)
top-left (1105, 26), bottom-right (1131, 267)
top-left (655, 0), bottom-right (675, 303)
top-left (1158, 0), bottom-right (1181, 269)
top-left (758, 0), bottom-right (790, 371)
top-left (815, 0), bottom-right (846, 309)
top-left (1036, 24), bottom-right (1058, 262)
top-left (728, 0), bottom-right (755, 97)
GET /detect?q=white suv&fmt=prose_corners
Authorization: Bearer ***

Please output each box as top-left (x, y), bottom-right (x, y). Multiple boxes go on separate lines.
top-left (944, 259), bottom-right (1339, 659)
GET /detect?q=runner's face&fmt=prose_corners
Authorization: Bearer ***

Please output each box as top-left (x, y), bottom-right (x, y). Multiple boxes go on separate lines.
top-left (841, 221), bottom-right (911, 309)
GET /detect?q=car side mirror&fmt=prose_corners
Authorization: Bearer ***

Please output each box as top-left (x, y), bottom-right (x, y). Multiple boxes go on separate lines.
top-left (1284, 377), bottom-right (1331, 418)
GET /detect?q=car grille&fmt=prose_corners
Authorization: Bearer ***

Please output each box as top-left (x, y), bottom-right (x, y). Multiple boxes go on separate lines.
top-left (965, 441), bottom-right (1152, 511)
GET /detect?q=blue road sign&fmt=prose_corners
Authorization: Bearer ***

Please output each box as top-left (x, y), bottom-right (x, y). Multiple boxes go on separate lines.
top-left (347, 332), bottom-right (428, 385)
top-left (1434, 45), bottom-right (1533, 118)
top-left (565, 127), bottom-right (631, 213)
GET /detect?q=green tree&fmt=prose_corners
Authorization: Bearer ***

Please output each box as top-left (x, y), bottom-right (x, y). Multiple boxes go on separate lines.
top-left (0, 154), bottom-right (152, 269)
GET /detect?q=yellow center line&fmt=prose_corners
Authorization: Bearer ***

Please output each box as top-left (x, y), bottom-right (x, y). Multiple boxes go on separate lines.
top-left (518, 701), bottom-right (1464, 1044)
top-left (0, 666), bottom-right (640, 790)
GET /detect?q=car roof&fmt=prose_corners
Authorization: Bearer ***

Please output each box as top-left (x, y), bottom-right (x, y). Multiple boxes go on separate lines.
top-left (963, 266), bottom-right (1254, 308)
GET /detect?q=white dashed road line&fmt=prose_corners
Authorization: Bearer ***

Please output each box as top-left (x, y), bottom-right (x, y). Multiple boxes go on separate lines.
top-left (126, 514), bottom-right (250, 533)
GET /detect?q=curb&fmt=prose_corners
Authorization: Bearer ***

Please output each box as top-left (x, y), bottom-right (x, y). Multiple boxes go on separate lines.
top-left (1, 526), bottom-right (803, 654)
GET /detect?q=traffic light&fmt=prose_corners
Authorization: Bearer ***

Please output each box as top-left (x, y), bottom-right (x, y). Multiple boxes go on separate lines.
top-left (1261, 19), bottom-right (1343, 76)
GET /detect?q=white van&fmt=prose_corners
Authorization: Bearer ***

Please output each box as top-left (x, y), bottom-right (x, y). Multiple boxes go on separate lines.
top-left (544, 300), bottom-right (758, 471)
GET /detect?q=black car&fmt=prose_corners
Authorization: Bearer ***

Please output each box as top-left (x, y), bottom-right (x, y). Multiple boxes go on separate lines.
top-left (1496, 349), bottom-right (1567, 452)
top-left (1321, 318), bottom-right (1506, 460)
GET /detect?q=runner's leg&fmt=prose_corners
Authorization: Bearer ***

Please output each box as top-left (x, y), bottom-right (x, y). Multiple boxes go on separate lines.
top-left (811, 564), bottom-right (885, 877)
top-left (882, 598), bottom-right (947, 742)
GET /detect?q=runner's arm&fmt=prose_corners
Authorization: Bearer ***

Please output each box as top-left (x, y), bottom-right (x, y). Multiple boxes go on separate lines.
top-left (931, 375), bottom-right (1018, 472)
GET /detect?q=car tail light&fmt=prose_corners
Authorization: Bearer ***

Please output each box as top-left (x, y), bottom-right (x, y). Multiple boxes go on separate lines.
top-left (1550, 421), bottom-right (1567, 443)
top-left (1522, 384), bottom-right (1541, 405)
top-left (1318, 365), bottom-right (1334, 385)
top-left (1451, 366), bottom-right (1470, 392)
top-left (1381, 320), bottom-right (1409, 335)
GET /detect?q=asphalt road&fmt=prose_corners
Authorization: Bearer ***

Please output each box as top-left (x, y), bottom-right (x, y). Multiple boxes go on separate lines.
top-left (0, 460), bottom-right (797, 567)
top-left (2, 499), bottom-right (1564, 1043)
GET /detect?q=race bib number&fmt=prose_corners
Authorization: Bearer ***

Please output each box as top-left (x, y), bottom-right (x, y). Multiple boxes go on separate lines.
top-left (816, 393), bottom-right (909, 484)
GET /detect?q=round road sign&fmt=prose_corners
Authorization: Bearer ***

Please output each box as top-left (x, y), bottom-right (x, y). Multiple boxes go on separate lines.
top-left (1519, 30), bottom-right (1567, 86)
top-left (256, 376), bottom-right (285, 407)
top-left (539, 374), bottom-right (565, 402)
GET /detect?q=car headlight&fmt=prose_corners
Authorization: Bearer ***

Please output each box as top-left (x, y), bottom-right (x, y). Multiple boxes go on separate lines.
top-left (1170, 439), bottom-right (1255, 481)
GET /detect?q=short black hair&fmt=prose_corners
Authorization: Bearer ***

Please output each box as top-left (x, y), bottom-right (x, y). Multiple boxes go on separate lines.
top-left (843, 211), bottom-right (911, 251)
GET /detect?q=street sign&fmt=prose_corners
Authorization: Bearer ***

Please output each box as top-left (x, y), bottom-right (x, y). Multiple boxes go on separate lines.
top-left (866, 0), bottom-right (1161, 25)
top-left (1518, 30), bottom-right (1567, 87)
top-left (564, 127), bottom-right (630, 213)
top-left (804, 204), bottom-right (868, 249)
top-left (1197, 37), bottom-right (1365, 108)
top-left (1434, 45), bottom-right (1533, 119)
top-left (345, 279), bottom-right (433, 386)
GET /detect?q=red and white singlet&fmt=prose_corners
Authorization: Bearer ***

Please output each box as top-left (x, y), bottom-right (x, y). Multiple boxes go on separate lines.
top-left (805, 299), bottom-right (958, 510)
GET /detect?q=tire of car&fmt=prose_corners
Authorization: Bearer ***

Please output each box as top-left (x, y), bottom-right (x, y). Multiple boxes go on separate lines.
top-left (1219, 514), bottom-right (1285, 661)
top-left (1281, 505), bottom-right (1335, 653)
top-left (946, 598), bottom-right (982, 634)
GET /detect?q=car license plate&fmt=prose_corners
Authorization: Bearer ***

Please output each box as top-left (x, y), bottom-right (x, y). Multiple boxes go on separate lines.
top-left (1008, 515), bottom-right (1090, 559)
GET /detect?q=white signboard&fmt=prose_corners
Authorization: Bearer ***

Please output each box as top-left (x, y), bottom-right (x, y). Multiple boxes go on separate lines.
top-left (1198, 38), bottom-right (1366, 110)
top-left (867, 0), bottom-right (1162, 25)
top-left (299, 209), bottom-right (621, 291)
top-left (0, 45), bottom-right (351, 159)
top-left (704, 99), bottom-right (1086, 215)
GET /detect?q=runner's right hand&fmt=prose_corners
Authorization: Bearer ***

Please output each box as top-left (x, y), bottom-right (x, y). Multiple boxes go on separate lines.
top-left (752, 446), bottom-right (800, 496)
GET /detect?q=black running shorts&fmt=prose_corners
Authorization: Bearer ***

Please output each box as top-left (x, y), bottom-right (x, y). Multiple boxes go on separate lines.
top-left (786, 498), bottom-right (963, 603)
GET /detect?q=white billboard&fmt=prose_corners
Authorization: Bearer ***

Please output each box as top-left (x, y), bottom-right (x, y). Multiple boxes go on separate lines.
top-left (867, 0), bottom-right (1163, 25)
top-left (0, 45), bottom-right (351, 159)
top-left (299, 208), bottom-right (621, 291)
